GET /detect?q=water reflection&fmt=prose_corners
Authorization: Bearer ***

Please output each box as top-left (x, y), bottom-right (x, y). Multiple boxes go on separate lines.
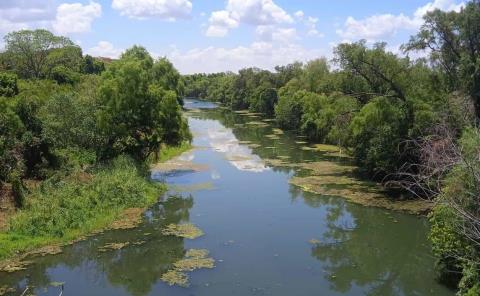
top-left (0, 195), bottom-right (194, 296)
top-left (189, 118), bottom-right (269, 173)
top-left (0, 100), bottom-right (453, 296)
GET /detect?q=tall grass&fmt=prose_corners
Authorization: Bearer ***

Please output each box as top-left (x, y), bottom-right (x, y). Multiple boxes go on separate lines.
top-left (0, 156), bottom-right (163, 259)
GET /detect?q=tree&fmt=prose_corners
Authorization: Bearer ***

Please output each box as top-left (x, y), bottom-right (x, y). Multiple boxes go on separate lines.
top-left (4, 29), bottom-right (76, 78)
top-left (404, 2), bottom-right (480, 118)
top-left (349, 96), bottom-right (409, 175)
top-left (82, 55), bottom-right (105, 75)
top-left (335, 41), bottom-right (410, 102)
top-left (97, 47), bottom-right (190, 161)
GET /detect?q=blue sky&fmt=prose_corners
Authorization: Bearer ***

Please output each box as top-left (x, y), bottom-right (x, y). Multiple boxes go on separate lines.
top-left (0, 0), bottom-right (465, 73)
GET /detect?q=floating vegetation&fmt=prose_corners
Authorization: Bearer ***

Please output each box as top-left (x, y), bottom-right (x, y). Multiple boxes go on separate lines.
top-left (109, 208), bottom-right (145, 230)
top-left (0, 286), bottom-right (14, 295)
top-left (263, 159), bottom-right (301, 168)
top-left (298, 161), bottom-right (355, 176)
top-left (262, 118), bottom-right (275, 122)
top-left (174, 250), bottom-right (215, 271)
top-left (0, 259), bottom-right (32, 273)
top-left (277, 155), bottom-right (290, 159)
top-left (265, 146), bottom-right (276, 149)
top-left (301, 146), bottom-right (316, 151)
top-left (234, 123), bottom-right (245, 128)
top-left (185, 249), bottom-right (209, 258)
top-left (265, 134), bottom-right (280, 140)
top-left (27, 245), bottom-right (63, 257)
top-left (234, 110), bottom-right (250, 114)
top-left (160, 249), bottom-right (215, 287)
top-left (309, 239), bottom-right (321, 245)
top-left (289, 173), bottom-right (432, 214)
top-left (98, 242), bottom-right (130, 252)
top-left (238, 140), bottom-right (252, 144)
top-left (325, 151), bottom-right (353, 159)
top-left (50, 282), bottom-right (65, 287)
top-left (161, 270), bottom-right (189, 287)
top-left (169, 182), bottom-right (215, 193)
top-left (161, 223), bottom-right (204, 239)
top-left (247, 143), bottom-right (262, 148)
top-left (272, 128), bottom-right (284, 135)
top-left (312, 144), bottom-right (341, 153)
top-left (246, 121), bottom-right (269, 127)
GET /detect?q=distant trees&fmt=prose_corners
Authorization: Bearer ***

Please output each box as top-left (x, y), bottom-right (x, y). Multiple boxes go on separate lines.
top-left (4, 29), bottom-right (81, 79)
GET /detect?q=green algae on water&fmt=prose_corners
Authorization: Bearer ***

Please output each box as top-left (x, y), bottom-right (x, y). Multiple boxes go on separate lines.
top-left (272, 128), bottom-right (284, 135)
top-left (161, 223), bottom-right (204, 239)
top-left (98, 242), bottom-right (130, 252)
top-left (160, 249), bottom-right (215, 287)
top-left (161, 270), bottom-right (189, 287)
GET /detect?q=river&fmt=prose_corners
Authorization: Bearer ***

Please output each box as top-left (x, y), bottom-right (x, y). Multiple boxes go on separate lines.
top-left (0, 99), bottom-right (453, 296)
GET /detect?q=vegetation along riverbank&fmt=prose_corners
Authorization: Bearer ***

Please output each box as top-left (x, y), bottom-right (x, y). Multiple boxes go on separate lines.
top-left (0, 30), bottom-right (191, 266)
top-left (182, 2), bottom-right (480, 294)
top-left (1, 1), bottom-right (480, 294)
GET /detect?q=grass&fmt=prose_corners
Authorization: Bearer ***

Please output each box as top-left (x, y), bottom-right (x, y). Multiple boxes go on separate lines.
top-left (0, 144), bottom-right (192, 262)
top-left (155, 142), bottom-right (192, 163)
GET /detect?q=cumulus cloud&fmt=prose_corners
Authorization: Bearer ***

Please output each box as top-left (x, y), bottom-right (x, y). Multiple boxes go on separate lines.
top-left (53, 2), bottom-right (102, 34)
top-left (206, 0), bottom-right (293, 37)
top-left (111, 0), bottom-right (192, 20)
top-left (206, 10), bottom-right (239, 37)
top-left (87, 41), bottom-right (123, 58)
top-left (167, 42), bottom-right (324, 74)
top-left (337, 0), bottom-right (464, 41)
top-left (255, 25), bottom-right (297, 43)
top-left (0, 0), bottom-right (55, 34)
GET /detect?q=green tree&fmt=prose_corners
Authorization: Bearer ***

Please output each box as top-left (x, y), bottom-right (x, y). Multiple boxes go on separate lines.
top-left (4, 29), bottom-right (76, 78)
top-left (97, 46), bottom-right (189, 161)
top-left (404, 2), bottom-right (480, 118)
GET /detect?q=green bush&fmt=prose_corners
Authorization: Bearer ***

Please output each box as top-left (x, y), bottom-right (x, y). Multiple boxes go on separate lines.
top-left (8, 156), bottom-right (161, 237)
top-left (0, 72), bottom-right (19, 97)
top-left (349, 96), bottom-right (408, 175)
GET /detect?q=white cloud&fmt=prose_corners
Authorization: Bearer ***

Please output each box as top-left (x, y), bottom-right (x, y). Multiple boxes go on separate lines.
top-left (87, 41), bottom-right (123, 58)
top-left (112, 0), bottom-right (192, 20)
top-left (167, 42), bottom-right (324, 74)
top-left (337, 0), bottom-right (464, 42)
top-left (206, 0), bottom-right (293, 37)
top-left (0, 0), bottom-right (55, 35)
top-left (414, 0), bottom-right (464, 20)
top-left (255, 25), bottom-right (297, 43)
top-left (337, 14), bottom-right (415, 41)
top-left (305, 16), bottom-right (323, 37)
top-left (294, 10), bottom-right (304, 19)
top-left (53, 2), bottom-right (102, 34)
top-left (206, 10), bottom-right (239, 37)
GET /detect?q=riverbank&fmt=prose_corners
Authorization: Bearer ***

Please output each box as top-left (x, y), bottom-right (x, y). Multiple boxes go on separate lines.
top-left (0, 144), bottom-right (191, 266)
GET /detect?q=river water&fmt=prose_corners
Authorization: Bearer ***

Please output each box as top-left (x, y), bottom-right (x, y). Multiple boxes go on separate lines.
top-left (0, 99), bottom-right (453, 296)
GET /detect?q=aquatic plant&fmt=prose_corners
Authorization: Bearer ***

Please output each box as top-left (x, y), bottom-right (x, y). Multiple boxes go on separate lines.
top-left (161, 223), bottom-right (204, 239)
top-left (160, 249), bottom-right (215, 287)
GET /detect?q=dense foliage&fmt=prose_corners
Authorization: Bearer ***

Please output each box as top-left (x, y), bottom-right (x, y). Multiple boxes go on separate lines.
top-left (183, 2), bottom-right (480, 294)
top-left (0, 30), bottom-right (191, 257)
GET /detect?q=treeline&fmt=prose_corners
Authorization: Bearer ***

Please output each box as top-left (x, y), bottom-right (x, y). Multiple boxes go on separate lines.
top-left (0, 29), bottom-right (190, 257)
top-left (184, 2), bottom-right (480, 294)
